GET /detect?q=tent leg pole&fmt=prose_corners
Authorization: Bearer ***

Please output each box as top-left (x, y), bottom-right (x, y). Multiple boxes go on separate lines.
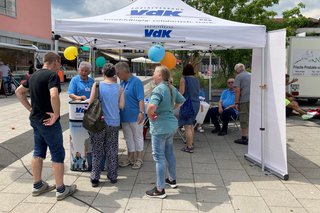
top-left (261, 47), bottom-right (266, 171)
top-left (54, 34), bottom-right (60, 53)
top-left (209, 54), bottom-right (212, 102)
top-left (92, 39), bottom-right (97, 79)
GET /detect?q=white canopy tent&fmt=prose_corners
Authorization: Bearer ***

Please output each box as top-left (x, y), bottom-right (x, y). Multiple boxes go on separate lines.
top-left (55, 0), bottom-right (288, 180)
top-left (55, 0), bottom-right (266, 50)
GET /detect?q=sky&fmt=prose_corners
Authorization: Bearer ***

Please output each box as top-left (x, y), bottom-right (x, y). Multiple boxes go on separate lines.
top-left (51, 0), bottom-right (320, 27)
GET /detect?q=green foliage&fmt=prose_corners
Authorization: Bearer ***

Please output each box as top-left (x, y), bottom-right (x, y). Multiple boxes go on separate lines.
top-left (170, 67), bottom-right (209, 89)
top-left (212, 69), bottom-right (228, 89)
top-left (180, 0), bottom-right (312, 88)
top-left (170, 67), bottom-right (183, 88)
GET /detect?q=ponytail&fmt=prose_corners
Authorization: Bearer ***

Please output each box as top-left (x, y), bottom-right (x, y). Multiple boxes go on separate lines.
top-left (155, 66), bottom-right (174, 105)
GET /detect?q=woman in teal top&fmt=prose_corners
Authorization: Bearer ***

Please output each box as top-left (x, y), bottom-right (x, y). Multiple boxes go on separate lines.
top-left (146, 66), bottom-right (185, 199)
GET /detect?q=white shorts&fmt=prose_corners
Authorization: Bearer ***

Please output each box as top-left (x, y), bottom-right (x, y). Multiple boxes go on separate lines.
top-left (122, 122), bottom-right (144, 152)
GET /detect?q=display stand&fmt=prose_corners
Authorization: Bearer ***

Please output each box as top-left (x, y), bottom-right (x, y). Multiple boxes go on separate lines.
top-left (69, 101), bottom-right (89, 171)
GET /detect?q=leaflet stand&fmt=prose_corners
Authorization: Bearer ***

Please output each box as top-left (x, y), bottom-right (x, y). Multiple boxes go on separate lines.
top-left (69, 101), bottom-right (89, 171)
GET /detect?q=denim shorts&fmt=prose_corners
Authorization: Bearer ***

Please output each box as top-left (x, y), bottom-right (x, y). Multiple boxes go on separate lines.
top-left (30, 119), bottom-right (65, 163)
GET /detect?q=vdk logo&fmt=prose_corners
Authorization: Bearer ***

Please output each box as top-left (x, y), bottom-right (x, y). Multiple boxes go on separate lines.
top-left (131, 10), bottom-right (182, 17)
top-left (75, 107), bottom-right (85, 113)
top-left (145, 29), bottom-right (172, 38)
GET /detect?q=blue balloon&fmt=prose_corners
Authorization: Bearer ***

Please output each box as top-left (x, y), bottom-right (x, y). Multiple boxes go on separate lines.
top-left (96, 56), bottom-right (106, 67)
top-left (148, 45), bottom-right (165, 62)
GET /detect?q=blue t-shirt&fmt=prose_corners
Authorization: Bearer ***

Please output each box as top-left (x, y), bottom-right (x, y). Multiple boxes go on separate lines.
top-left (120, 75), bottom-right (144, 122)
top-left (68, 75), bottom-right (95, 99)
top-left (149, 82), bottom-right (185, 135)
top-left (221, 89), bottom-right (235, 108)
top-left (99, 82), bottom-right (121, 127)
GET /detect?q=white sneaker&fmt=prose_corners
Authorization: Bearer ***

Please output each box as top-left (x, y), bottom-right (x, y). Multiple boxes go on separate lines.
top-left (197, 127), bottom-right (204, 133)
top-left (302, 114), bottom-right (313, 120)
top-left (56, 184), bottom-right (77, 201)
top-left (32, 181), bottom-right (56, 196)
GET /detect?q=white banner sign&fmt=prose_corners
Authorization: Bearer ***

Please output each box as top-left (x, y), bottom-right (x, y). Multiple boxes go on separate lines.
top-left (247, 29), bottom-right (288, 180)
top-left (291, 50), bottom-right (320, 76)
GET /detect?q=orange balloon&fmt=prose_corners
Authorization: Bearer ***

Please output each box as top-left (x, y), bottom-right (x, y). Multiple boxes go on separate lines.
top-left (160, 52), bottom-right (176, 70)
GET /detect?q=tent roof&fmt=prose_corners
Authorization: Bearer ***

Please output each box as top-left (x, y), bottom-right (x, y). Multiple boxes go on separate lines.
top-left (101, 51), bottom-right (128, 62)
top-left (55, 0), bottom-right (266, 50)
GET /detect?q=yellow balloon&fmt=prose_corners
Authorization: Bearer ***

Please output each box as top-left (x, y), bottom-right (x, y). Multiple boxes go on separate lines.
top-left (64, 46), bottom-right (78, 60)
top-left (160, 52), bottom-right (176, 70)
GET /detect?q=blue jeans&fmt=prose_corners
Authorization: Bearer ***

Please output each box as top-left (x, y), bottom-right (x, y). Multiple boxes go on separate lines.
top-left (151, 133), bottom-right (176, 190)
top-left (2, 77), bottom-right (10, 93)
top-left (30, 119), bottom-right (65, 163)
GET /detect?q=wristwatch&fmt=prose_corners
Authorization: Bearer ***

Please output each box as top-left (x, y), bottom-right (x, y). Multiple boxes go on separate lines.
top-left (139, 111), bottom-right (144, 114)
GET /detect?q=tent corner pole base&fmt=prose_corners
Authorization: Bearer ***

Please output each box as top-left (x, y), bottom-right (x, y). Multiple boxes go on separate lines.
top-left (244, 154), bottom-right (289, 180)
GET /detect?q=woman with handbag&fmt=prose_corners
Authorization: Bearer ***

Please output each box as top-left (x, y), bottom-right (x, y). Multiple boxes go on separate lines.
top-left (146, 65), bottom-right (185, 198)
top-left (178, 64), bottom-right (200, 153)
top-left (88, 63), bottom-right (125, 187)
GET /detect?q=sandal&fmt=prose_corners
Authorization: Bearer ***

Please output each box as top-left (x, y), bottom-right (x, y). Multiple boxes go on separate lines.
top-left (181, 146), bottom-right (194, 153)
top-left (132, 159), bottom-right (143, 169)
top-left (119, 158), bottom-right (134, 167)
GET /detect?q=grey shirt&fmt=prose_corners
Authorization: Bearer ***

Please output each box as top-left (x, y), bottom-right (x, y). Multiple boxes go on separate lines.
top-left (0, 64), bottom-right (10, 77)
top-left (234, 71), bottom-right (251, 103)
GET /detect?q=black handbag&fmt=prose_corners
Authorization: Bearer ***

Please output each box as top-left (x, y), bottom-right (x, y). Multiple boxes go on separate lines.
top-left (83, 83), bottom-right (105, 133)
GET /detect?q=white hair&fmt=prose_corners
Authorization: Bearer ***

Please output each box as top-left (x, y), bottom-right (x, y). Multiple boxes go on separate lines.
top-left (234, 63), bottom-right (245, 72)
top-left (78, 61), bottom-right (91, 70)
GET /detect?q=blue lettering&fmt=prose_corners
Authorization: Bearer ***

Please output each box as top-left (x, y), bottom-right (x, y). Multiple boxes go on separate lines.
top-left (153, 30), bottom-right (162, 37)
top-left (161, 30), bottom-right (172, 38)
top-left (144, 29), bottom-right (172, 38)
top-left (131, 10), bottom-right (148, 15)
top-left (131, 10), bottom-right (181, 17)
top-left (145, 29), bottom-right (154, 37)
top-left (163, 11), bottom-right (182, 16)
top-left (75, 107), bottom-right (84, 113)
top-left (146, 10), bottom-right (164, 16)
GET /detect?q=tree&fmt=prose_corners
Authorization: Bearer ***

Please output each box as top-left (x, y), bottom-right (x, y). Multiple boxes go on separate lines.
top-left (180, 0), bottom-right (311, 83)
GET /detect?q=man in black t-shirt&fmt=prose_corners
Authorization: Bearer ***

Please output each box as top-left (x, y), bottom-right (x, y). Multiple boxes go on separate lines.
top-left (16, 52), bottom-right (76, 201)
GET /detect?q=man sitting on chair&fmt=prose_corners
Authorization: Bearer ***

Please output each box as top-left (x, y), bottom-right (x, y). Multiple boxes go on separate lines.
top-left (208, 78), bottom-right (238, 136)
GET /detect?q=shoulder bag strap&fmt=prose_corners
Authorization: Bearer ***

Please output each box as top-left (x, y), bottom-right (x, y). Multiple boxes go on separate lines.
top-left (184, 77), bottom-right (190, 99)
top-left (95, 82), bottom-right (100, 100)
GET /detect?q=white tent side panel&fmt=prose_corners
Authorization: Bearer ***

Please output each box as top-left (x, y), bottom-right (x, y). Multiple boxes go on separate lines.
top-left (248, 30), bottom-right (288, 178)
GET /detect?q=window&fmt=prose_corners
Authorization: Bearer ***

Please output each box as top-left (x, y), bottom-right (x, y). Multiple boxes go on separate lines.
top-left (0, 0), bottom-right (16, 17)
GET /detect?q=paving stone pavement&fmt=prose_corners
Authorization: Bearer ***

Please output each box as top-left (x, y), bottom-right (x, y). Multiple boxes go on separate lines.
top-left (0, 77), bottom-right (319, 213)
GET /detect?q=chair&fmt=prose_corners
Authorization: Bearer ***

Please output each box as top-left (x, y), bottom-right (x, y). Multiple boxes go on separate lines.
top-left (218, 113), bottom-right (239, 131)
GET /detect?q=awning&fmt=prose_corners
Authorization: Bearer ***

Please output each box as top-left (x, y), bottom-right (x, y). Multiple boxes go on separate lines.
top-left (131, 57), bottom-right (159, 64)
top-left (101, 52), bottom-right (128, 62)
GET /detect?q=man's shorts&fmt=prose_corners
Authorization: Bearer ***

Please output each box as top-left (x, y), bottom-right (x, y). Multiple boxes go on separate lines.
top-left (239, 102), bottom-right (250, 129)
top-left (30, 119), bottom-right (65, 163)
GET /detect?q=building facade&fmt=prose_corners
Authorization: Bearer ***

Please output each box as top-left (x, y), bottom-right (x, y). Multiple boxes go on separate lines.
top-left (0, 0), bottom-right (51, 48)
top-left (0, 0), bottom-right (51, 72)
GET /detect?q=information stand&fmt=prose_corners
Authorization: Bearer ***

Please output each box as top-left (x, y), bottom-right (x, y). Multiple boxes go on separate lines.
top-left (69, 101), bottom-right (89, 171)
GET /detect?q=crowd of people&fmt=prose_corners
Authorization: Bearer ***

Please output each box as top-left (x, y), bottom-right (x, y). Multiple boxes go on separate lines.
top-left (15, 51), bottom-right (312, 201)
